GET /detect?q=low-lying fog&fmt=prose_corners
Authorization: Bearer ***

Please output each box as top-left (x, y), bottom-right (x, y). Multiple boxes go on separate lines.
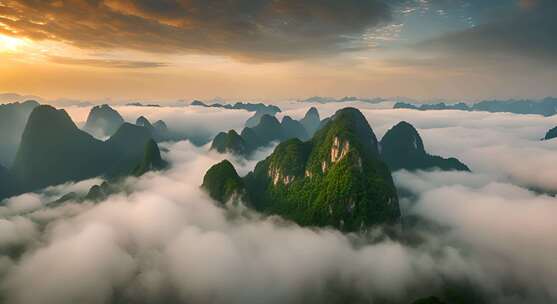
top-left (1, 101), bottom-right (556, 303)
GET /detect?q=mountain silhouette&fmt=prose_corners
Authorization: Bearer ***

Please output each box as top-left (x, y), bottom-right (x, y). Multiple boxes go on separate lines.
top-left (380, 121), bottom-right (470, 172)
top-left (83, 104), bottom-right (125, 137)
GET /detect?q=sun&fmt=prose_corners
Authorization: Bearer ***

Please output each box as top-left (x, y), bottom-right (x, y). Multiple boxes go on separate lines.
top-left (0, 34), bottom-right (26, 53)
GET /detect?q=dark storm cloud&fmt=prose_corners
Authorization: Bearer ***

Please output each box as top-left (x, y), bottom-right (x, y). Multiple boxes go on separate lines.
top-left (0, 0), bottom-right (391, 61)
top-left (418, 0), bottom-right (557, 65)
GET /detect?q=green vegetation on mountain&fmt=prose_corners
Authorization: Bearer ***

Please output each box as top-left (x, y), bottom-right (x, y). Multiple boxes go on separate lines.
top-left (201, 160), bottom-right (245, 204)
top-left (133, 139), bottom-right (168, 176)
top-left (380, 121), bottom-right (470, 172)
top-left (211, 130), bottom-right (248, 155)
top-left (83, 104), bottom-right (124, 137)
top-left (0, 100), bottom-right (39, 166)
top-left (205, 107), bottom-right (400, 231)
top-left (4, 105), bottom-right (166, 199)
top-left (543, 126), bottom-right (557, 140)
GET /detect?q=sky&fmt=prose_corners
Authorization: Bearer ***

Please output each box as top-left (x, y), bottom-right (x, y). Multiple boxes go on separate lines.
top-left (0, 0), bottom-right (556, 102)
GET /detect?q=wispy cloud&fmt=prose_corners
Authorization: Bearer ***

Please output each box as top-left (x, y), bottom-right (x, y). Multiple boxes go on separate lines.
top-left (48, 56), bottom-right (168, 69)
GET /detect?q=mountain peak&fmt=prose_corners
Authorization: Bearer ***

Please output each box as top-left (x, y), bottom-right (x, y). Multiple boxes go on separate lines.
top-left (210, 129), bottom-right (247, 155)
top-left (23, 105), bottom-right (79, 137)
top-left (84, 104), bottom-right (124, 137)
top-left (320, 107), bottom-right (379, 156)
top-left (107, 123), bottom-right (151, 148)
top-left (300, 107), bottom-right (321, 137)
top-left (305, 106), bottom-right (319, 117)
top-left (281, 116), bottom-right (309, 141)
top-left (20, 99), bottom-right (40, 108)
top-left (380, 121), bottom-right (426, 155)
top-left (153, 120), bottom-right (168, 132)
top-left (202, 160), bottom-right (245, 204)
top-left (380, 121), bottom-right (469, 172)
top-left (136, 116), bottom-right (152, 128)
top-left (259, 114), bottom-right (280, 126)
top-left (543, 126), bottom-right (557, 140)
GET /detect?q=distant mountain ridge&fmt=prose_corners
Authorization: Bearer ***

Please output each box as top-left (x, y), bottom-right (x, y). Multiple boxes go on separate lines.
top-left (394, 97), bottom-right (557, 116)
top-left (211, 108), bottom-right (321, 158)
top-left (190, 100), bottom-right (282, 128)
top-left (126, 102), bottom-right (162, 107)
top-left (83, 104), bottom-right (125, 137)
top-left (135, 115), bottom-right (181, 142)
top-left (0, 93), bottom-right (42, 103)
top-left (299, 96), bottom-right (386, 104)
top-left (191, 100), bottom-right (281, 114)
top-left (380, 122), bottom-right (470, 172)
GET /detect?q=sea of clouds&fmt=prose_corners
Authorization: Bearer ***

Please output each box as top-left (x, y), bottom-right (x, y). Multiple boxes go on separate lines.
top-left (0, 101), bottom-right (556, 303)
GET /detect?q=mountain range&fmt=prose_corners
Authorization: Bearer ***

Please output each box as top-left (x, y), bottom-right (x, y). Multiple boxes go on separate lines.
top-left (394, 97), bottom-right (557, 117)
top-left (135, 115), bottom-right (181, 142)
top-left (211, 107), bottom-right (321, 158)
top-left (0, 105), bottom-right (166, 200)
top-left (203, 108), bottom-right (470, 231)
top-left (299, 96), bottom-right (386, 104)
top-left (190, 100), bottom-right (282, 128)
top-left (204, 108), bottom-right (401, 231)
top-left (191, 100), bottom-right (281, 113)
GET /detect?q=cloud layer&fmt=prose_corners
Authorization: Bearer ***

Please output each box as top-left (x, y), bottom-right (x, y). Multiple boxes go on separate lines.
top-left (0, 102), bottom-right (556, 303)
